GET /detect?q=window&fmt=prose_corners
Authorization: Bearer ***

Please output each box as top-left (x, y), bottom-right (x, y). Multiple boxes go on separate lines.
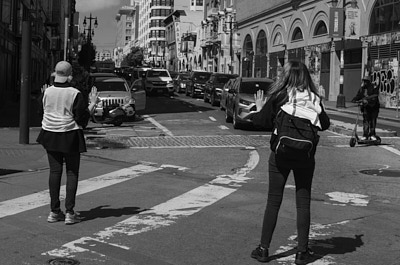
top-left (273, 32), bottom-right (283, 46)
top-left (370, 0), bottom-right (400, 34)
top-left (1, 0), bottom-right (12, 26)
top-left (292, 27), bottom-right (303, 41)
top-left (313, 21), bottom-right (328, 36)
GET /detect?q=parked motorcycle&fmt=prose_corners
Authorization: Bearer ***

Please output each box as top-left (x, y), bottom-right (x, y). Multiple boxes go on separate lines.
top-left (91, 101), bottom-right (135, 126)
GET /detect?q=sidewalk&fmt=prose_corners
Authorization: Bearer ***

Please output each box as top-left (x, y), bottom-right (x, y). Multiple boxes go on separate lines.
top-left (324, 101), bottom-right (399, 137)
top-left (0, 101), bottom-right (399, 174)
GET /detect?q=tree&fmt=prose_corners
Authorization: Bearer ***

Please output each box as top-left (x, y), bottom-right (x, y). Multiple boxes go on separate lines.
top-left (78, 43), bottom-right (96, 71)
top-left (123, 46), bottom-right (144, 67)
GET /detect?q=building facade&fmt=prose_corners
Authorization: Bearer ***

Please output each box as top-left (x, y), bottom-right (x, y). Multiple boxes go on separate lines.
top-left (164, 0), bottom-right (204, 72)
top-left (235, 0), bottom-right (400, 108)
top-left (0, 0), bottom-right (74, 110)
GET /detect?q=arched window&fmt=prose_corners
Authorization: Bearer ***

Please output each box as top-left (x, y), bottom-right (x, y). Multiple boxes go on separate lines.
top-left (255, 30), bottom-right (268, 78)
top-left (370, 0), bottom-right (400, 34)
top-left (313, 21), bottom-right (328, 36)
top-left (273, 32), bottom-right (283, 46)
top-left (242, 34), bottom-right (253, 77)
top-left (292, 27), bottom-right (303, 41)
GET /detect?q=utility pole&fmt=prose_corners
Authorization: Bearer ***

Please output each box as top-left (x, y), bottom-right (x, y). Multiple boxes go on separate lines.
top-left (19, 20), bottom-right (32, 144)
top-left (336, 0), bottom-right (346, 108)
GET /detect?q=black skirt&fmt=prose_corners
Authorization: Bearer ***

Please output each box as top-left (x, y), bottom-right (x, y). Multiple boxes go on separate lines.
top-left (36, 129), bottom-right (87, 153)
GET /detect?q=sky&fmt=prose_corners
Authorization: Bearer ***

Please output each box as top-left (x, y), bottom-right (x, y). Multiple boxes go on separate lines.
top-left (75, 0), bottom-right (128, 53)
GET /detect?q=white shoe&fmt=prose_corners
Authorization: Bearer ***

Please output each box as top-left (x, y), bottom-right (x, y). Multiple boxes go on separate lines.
top-left (370, 136), bottom-right (377, 141)
top-left (65, 212), bottom-right (82, 225)
top-left (360, 136), bottom-right (368, 141)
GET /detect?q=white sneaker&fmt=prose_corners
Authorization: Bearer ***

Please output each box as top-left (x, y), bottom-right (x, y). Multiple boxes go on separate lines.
top-left (47, 211), bottom-right (65, 223)
top-left (65, 212), bottom-right (82, 225)
top-left (370, 136), bottom-right (377, 141)
top-left (360, 136), bottom-right (368, 141)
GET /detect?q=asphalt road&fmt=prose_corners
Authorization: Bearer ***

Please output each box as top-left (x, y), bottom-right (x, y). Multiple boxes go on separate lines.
top-left (1, 94), bottom-right (400, 265)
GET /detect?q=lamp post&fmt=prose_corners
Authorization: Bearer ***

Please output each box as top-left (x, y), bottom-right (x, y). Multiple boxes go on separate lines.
top-left (82, 13), bottom-right (98, 44)
top-left (331, 0), bottom-right (346, 108)
top-left (223, 8), bottom-right (237, 74)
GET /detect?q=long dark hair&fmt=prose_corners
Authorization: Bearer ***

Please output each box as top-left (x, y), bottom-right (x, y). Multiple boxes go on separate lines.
top-left (267, 61), bottom-right (320, 106)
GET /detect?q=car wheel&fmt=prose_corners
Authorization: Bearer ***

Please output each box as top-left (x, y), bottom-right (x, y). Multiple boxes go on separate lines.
top-left (233, 112), bottom-right (241, 129)
top-left (113, 116), bottom-right (124, 126)
top-left (210, 93), bottom-right (216, 106)
top-left (203, 92), bottom-right (209, 103)
top-left (225, 108), bottom-right (233, 123)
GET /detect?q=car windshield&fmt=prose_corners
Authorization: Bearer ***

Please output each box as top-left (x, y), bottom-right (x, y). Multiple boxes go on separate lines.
top-left (215, 75), bottom-right (235, 83)
top-left (239, 81), bottom-right (272, 94)
top-left (193, 72), bottom-right (211, 81)
top-left (147, 70), bottom-right (170, 77)
top-left (180, 74), bottom-right (190, 80)
top-left (95, 81), bottom-right (127, 92)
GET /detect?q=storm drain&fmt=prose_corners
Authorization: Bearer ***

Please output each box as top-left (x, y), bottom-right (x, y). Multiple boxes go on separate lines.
top-left (127, 135), bottom-right (269, 148)
top-left (360, 169), bottom-right (400, 177)
top-left (48, 258), bottom-right (80, 265)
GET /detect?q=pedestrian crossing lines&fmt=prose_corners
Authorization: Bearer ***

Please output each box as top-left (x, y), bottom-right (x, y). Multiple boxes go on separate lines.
top-left (0, 164), bottom-right (162, 219)
top-left (36, 150), bottom-right (259, 258)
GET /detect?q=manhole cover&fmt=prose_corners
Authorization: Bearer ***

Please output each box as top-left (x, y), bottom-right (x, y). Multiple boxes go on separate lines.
top-left (360, 169), bottom-right (400, 177)
top-left (0, 168), bottom-right (23, 176)
top-left (48, 258), bottom-right (80, 265)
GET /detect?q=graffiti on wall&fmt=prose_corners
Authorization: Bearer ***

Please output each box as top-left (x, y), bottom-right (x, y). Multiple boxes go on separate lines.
top-left (371, 58), bottom-right (399, 108)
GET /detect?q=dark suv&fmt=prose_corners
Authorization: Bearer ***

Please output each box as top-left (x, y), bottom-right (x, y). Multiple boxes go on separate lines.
top-left (185, 71), bottom-right (212, 98)
top-left (203, 73), bottom-right (238, 106)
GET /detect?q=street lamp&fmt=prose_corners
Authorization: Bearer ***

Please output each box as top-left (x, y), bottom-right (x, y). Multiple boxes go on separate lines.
top-left (222, 8), bottom-right (237, 74)
top-left (83, 13), bottom-right (98, 43)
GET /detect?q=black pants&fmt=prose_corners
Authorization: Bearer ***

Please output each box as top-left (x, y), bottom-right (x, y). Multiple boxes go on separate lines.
top-left (362, 107), bottom-right (379, 138)
top-left (47, 151), bottom-right (80, 214)
top-left (260, 152), bottom-right (315, 252)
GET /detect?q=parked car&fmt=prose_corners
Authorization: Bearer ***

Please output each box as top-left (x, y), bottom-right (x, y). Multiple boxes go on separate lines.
top-left (173, 72), bottom-right (190, 93)
top-left (219, 77), bottom-right (238, 111)
top-left (143, 68), bottom-right (174, 96)
top-left (130, 67), bottom-right (151, 84)
top-left (203, 73), bottom-right (238, 106)
top-left (225, 77), bottom-right (274, 129)
top-left (92, 76), bottom-right (146, 123)
top-left (185, 70), bottom-right (212, 98)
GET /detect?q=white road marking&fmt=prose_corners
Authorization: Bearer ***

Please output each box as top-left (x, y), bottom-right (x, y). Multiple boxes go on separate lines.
top-left (0, 165), bottom-right (161, 219)
top-left (209, 116), bottom-right (217, 122)
top-left (43, 150), bottom-right (260, 258)
top-left (326, 191), bottom-right (369, 207)
top-left (143, 115), bottom-right (174, 136)
top-left (380, 145), bottom-right (400, 156)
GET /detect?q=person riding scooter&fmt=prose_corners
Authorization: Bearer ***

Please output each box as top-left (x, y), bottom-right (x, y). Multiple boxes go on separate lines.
top-left (351, 75), bottom-right (380, 141)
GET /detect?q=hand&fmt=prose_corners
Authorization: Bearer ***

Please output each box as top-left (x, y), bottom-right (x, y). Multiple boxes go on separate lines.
top-left (254, 90), bottom-right (268, 112)
top-left (362, 99), bottom-right (368, 105)
top-left (89, 86), bottom-right (100, 104)
top-left (41, 84), bottom-right (49, 93)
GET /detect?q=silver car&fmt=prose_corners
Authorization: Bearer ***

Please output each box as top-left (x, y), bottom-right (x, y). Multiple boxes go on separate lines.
top-left (225, 77), bottom-right (273, 129)
top-left (92, 77), bottom-right (146, 120)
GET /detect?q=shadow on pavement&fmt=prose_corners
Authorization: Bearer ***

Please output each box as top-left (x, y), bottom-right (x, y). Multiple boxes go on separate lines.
top-left (79, 205), bottom-right (148, 222)
top-left (267, 234), bottom-right (363, 263)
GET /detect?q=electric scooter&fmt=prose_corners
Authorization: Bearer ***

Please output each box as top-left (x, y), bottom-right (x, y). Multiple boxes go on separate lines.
top-left (349, 101), bottom-right (381, 147)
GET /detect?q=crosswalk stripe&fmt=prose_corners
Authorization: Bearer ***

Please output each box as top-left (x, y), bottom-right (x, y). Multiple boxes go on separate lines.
top-left (43, 150), bottom-right (260, 258)
top-left (0, 164), bottom-right (161, 219)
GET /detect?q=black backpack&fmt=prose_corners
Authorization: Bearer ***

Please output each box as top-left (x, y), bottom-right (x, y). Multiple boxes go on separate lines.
top-left (270, 110), bottom-right (320, 161)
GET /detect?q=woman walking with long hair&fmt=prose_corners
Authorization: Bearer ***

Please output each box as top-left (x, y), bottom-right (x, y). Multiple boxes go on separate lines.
top-left (251, 61), bottom-right (330, 264)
